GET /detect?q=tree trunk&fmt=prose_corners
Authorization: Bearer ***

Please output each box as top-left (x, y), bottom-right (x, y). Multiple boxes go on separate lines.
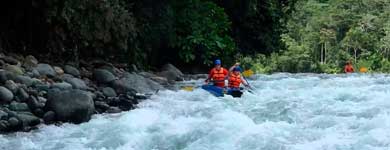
top-left (354, 48), bottom-right (357, 63)
top-left (321, 43), bottom-right (324, 64)
top-left (324, 42), bottom-right (327, 64)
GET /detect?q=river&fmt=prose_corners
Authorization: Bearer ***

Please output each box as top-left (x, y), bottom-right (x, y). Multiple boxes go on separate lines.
top-left (1, 73), bottom-right (390, 150)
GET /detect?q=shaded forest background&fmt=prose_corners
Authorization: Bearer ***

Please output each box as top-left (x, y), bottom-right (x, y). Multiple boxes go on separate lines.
top-left (1, 0), bottom-right (390, 73)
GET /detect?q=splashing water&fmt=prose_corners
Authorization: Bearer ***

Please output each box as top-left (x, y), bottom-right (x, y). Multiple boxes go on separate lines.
top-left (1, 73), bottom-right (390, 150)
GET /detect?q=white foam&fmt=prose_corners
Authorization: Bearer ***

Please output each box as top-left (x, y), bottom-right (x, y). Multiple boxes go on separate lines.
top-left (1, 74), bottom-right (390, 150)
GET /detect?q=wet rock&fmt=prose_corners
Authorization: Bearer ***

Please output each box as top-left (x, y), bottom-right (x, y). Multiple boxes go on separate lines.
top-left (36, 63), bottom-right (56, 77)
top-left (4, 80), bottom-right (18, 93)
top-left (15, 113), bottom-right (41, 127)
top-left (9, 101), bottom-right (30, 112)
top-left (0, 120), bottom-right (8, 131)
top-left (8, 117), bottom-right (20, 127)
top-left (0, 86), bottom-right (14, 103)
top-left (94, 101), bottom-right (110, 111)
top-left (4, 65), bottom-right (24, 75)
top-left (46, 89), bottom-right (95, 123)
top-left (43, 111), bottom-right (55, 124)
top-left (106, 107), bottom-right (121, 113)
top-left (64, 77), bottom-right (88, 90)
top-left (94, 69), bottom-right (116, 84)
top-left (51, 82), bottom-right (73, 90)
top-left (64, 65), bottom-right (80, 77)
top-left (102, 87), bottom-right (117, 97)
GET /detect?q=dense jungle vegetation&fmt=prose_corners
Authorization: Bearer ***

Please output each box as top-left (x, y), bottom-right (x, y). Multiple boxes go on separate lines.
top-left (1, 0), bottom-right (390, 73)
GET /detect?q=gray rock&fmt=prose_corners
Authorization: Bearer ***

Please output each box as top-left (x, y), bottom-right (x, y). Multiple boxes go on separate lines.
top-left (102, 87), bottom-right (117, 97)
top-left (94, 69), bottom-right (116, 84)
top-left (0, 70), bottom-right (9, 83)
top-left (46, 89), bottom-right (95, 123)
top-left (43, 111), bottom-right (56, 124)
top-left (4, 65), bottom-right (24, 75)
top-left (27, 96), bottom-right (45, 110)
top-left (36, 63), bottom-right (56, 77)
top-left (16, 88), bottom-right (29, 101)
top-left (95, 101), bottom-right (110, 111)
top-left (8, 117), bottom-right (20, 127)
top-left (9, 102), bottom-right (30, 112)
top-left (0, 110), bottom-right (8, 120)
top-left (64, 65), bottom-right (80, 77)
top-left (0, 120), bottom-right (8, 131)
top-left (106, 107), bottom-right (121, 113)
top-left (2, 56), bottom-right (19, 65)
top-left (158, 63), bottom-right (184, 81)
top-left (35, 84), bottom-right (50, 92)
top-left (14, 75), bottom-right (34, 87)
top-left (23, 55), bottom-right (39, 70)
top-left (112, 73), bottom-right (163, 94)
top-left (4, 80), bottom-right (18, 93)
top-left (51, 82), bottom-right (73, 90)
top-left (15, 113), bottom-right (40, 127)
top-left (64, 77), bottom-right (88, 90)
top-left (0, 86), bottom-right (14, 103)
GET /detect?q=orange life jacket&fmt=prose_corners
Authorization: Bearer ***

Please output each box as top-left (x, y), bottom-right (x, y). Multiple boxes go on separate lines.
top-left (228, 73), bottom-right (242, 88)
top-left (211, 68), bottom-right (225, 83)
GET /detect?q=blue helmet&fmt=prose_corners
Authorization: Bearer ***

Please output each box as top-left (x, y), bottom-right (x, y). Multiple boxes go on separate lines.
top-left (214, 59), bottom-right (221, 65)
top-left (233, 66), bottom-right (241, 72)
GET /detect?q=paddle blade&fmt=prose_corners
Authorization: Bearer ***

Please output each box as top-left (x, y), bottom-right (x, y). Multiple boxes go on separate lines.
top-left (242, 69), bottom-right (254, 77)
top-left (359, 67), bottom-right (368, 73)
top-left (182, 86), bottom-right (194, 91)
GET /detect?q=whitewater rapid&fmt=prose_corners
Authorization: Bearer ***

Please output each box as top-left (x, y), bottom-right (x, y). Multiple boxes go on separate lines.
top-left (1, 73), bottom-right (390, 150)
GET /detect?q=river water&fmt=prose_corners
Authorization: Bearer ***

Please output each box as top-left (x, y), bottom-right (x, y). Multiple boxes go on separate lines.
top-left (1, 73), bottom-right (390, 150)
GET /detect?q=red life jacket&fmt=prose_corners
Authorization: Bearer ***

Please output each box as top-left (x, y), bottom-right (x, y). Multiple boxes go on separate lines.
top-left (211, 68), bottom-right (226, 87)
top-left (345, 65), bottom-right (354, 73)
top-left (228, 73), bottom-right (242, 88)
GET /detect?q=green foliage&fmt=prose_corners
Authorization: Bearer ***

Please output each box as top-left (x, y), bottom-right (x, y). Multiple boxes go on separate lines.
top-left (173, 0), bottom-right (235, 65)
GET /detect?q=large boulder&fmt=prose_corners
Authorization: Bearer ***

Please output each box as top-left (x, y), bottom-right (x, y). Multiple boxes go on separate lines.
top-left (93, 69), bottom-right (116, 84)
top-left (111, 73), bottom-right (163, 94)
top-left (0, 86), bottom-right (14, 103)
top-left (9, 102), bottom-right (30, 112)
top-left (36, 63), bottom-right (56, 77)
top-left (158, 63), bottom-right (184, 81)
top-left (102, 87), bottom-right (117, 97)
top-left (64, 65), bottom-right (80, 77)
top-left (51, 82), bottom-right (73, 90)
top-left (46, 89), bottom-right (95, 123)
top-left (15, 112), bottom-right (41, 127)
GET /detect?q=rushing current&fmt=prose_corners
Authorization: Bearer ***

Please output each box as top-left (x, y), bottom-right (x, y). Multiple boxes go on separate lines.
top-left (1, 73), bottom-right (390, 150)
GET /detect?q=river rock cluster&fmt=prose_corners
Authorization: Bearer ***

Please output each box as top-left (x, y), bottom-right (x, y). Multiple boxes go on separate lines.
top-left (0, 53), bottom-right (195, 133)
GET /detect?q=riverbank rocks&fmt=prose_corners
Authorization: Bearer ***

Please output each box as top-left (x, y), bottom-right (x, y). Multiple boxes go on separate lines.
top-left (36, 63), bottom-right (56, 77)
top-left (0, 53), bottom-right (187, 133)
top-left (0, 86), bottom-right (14, 103)
top-left (46, 89), bottom-right (95, 123)
top-left (94, 69), bottom-right (116, 84)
